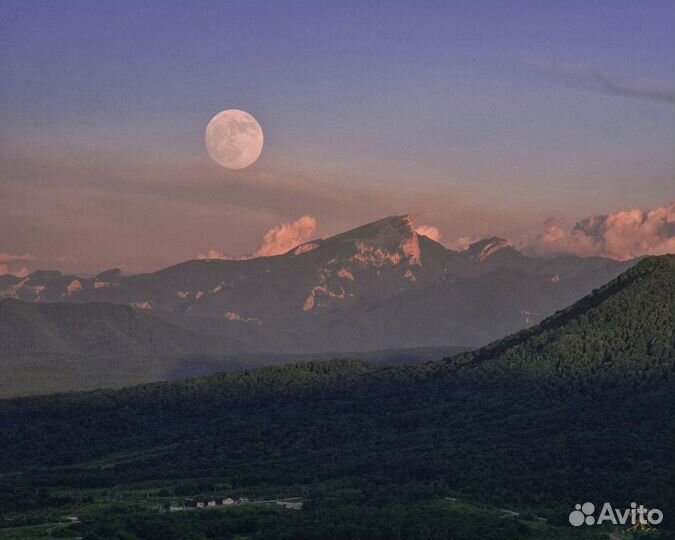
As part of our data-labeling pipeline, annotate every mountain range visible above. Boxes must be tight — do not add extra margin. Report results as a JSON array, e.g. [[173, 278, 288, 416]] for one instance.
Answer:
[[0, 215, 636, 354], [0, 298, 240, 397], [2, 255, 672, 539]]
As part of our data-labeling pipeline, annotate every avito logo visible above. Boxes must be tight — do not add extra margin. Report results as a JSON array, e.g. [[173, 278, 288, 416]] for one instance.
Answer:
[[569, 502, 663, 527]]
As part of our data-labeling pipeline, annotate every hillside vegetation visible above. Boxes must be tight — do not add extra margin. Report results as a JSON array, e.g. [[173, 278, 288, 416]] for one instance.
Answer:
[[449, 254, 675, 384]]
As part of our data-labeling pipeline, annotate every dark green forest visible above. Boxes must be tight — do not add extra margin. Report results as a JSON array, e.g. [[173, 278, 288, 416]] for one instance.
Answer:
[[0, 256, 674, 540]]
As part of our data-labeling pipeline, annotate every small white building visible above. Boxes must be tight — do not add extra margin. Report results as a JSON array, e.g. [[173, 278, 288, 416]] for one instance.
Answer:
[[222, 497, 235, 505], [207, 500, 216, 507], [196, 502, 205, 508]]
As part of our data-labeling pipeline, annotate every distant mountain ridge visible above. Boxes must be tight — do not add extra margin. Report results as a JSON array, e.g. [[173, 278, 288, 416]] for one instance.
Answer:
[[0, 298, 229, 357], [0, 298, 242, 397], [0, 296, 473, 397], [0, 214, 637, 353]]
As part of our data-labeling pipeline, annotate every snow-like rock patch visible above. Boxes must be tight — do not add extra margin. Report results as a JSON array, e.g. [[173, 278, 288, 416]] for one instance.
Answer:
[[303, 271, 347, 311], [337, 268, 354, 281], [31, 285, 45, 300], [520, 309, 537, 325], [0, 278, 28, 298], [474, 238, 511, 262], [401, 234, 421, 266], [352, 243, 402, 267], [294, 242, 320, 256], [67, 280, 82, 295], [224, 311, 262, 325]]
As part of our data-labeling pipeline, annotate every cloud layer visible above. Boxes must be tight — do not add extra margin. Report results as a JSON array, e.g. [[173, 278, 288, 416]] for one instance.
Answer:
[[414, 225, 441, 243], [0, 253, 35, 277], [526, 203, 675, 260], [545, 62, 675, 105], [200, 215, 318, 260], [590, 71, 675, 105], [254, 215, 318, 257], [199, 203, 675, 265]]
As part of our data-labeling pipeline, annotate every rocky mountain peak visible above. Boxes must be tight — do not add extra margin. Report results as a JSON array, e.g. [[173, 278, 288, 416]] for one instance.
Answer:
[[331, 215, 415, 242]]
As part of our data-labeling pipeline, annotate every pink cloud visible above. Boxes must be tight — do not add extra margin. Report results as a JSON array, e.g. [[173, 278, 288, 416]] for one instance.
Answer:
[[0, 253, 35, 276], [197, 249, 234, 261], [0, 264, 30, 277], [199, 215, 318, 260], [254, 215, 318, 257], [526, 202, 675, 260], [447, 236, 479, 252], [414, 224, 441, 242], [0, 252, 36, 264]]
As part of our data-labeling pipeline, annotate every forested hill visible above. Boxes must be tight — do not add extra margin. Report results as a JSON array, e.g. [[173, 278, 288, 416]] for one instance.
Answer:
[[0, 298, 231, 357], [445, 254, 675, 384], [0, 257, 673, 539]]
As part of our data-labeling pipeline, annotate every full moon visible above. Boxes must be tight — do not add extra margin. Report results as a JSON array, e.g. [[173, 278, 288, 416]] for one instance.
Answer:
[[205, 109, 264, 169]]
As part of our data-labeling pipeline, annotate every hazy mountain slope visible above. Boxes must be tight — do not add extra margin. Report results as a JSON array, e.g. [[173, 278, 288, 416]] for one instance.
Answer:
[[0, 215, 636, 353], [1, 257, 672, 538], [0, 298, 240, 397], [0, 297, 472, 397], [316, 268, 576, 350], [0, 298, 228, 357]]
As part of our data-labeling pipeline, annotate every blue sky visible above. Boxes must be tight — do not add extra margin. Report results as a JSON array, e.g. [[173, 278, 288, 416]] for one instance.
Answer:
[[1, 0, 673, 272]]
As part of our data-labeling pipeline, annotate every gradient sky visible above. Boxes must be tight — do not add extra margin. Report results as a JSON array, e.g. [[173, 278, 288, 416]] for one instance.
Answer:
[[1, 0, 674, 274]]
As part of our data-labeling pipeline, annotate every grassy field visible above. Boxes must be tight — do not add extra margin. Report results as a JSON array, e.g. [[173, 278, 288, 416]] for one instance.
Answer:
[[0, 483, 616, 540]]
